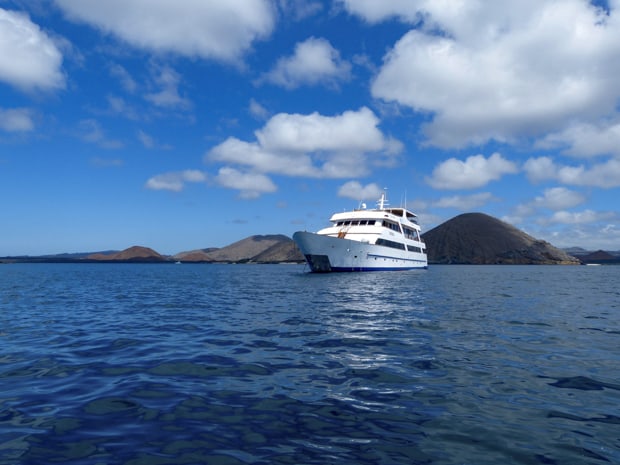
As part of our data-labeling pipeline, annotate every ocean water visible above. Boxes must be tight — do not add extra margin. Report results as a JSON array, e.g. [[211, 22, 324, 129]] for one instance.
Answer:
[[1, 263, 619, 465]]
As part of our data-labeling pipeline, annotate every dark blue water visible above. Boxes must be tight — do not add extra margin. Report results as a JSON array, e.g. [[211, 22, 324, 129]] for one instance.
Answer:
[[1, 263, 619, 464]]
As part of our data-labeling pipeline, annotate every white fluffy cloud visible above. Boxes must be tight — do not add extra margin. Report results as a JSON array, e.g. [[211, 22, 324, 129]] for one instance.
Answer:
[[145, 170, 206, 192], [337, 181, 384, 201], [426, 153, 518, 190], [533, 187, 585, 211], [536, 120, 620, 158], [0, 8, 65, 91], [207, 107, 402, 181], [215, 167, 277, 199], [509, 186, 586, 226], [548, 210, 617, 225], [0, 107, 34, 132], [341, 0, 620, 150], [524, 156, 620, 188], [54, 0, 275, 61], [261, 37, 351, 89]]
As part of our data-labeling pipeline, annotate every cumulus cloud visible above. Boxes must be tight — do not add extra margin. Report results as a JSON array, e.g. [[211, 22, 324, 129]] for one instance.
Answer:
[[524, 156, 620, 188], [261, 37, 351, 89], [509, 186, 586, 226], [215, 167, 277, 199], [0, 107, 34, 132], [145, 170, 206, 192], [426, 153, 518, 190], [536, 120, 620, 158], [54, 0, 275, 62], [548, 209, 617, 225], [0, 8, 65, 91], [340, 0, 620, 149], [207, 107, 402, 181], [337, 181, 384, 201], [533, 187, 585, 210]]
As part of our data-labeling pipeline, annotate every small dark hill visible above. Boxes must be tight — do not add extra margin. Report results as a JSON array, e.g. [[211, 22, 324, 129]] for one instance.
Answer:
[[422, 213, 580, 265], [579, 250, 620, 264]]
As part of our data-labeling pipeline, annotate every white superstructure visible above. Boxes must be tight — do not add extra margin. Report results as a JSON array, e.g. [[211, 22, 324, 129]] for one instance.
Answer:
[[293, 192, 428, 272]]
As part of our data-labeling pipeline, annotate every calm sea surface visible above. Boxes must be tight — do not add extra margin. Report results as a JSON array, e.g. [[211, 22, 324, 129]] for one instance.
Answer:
[[1, 263, 619, 464]]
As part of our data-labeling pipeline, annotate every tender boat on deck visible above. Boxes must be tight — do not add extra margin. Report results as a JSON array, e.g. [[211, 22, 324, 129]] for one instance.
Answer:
[[293, 191, 428, 272]]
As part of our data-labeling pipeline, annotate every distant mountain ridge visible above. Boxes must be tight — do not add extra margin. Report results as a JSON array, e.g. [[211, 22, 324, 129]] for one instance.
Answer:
[[422, 213, 580, 265], [571, 249, 620, 264], [2, 214, 618, 265]]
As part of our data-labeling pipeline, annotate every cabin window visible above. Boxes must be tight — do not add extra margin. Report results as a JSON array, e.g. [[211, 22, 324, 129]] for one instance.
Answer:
[[376, 238, 406, 250], [382, 220, 401, 232], [403, 227, 420, 241]]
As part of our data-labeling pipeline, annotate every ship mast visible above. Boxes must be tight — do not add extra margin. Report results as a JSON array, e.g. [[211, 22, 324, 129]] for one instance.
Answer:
[[377, 189, 388, 210]]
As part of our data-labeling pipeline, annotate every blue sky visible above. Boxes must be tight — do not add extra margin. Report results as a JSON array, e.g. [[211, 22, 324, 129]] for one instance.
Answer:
[[2, 0, 620, 255]]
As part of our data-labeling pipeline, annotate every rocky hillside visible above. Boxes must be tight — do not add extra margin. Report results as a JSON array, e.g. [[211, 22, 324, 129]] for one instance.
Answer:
[[252, 240, 305, 263], [174, 235, 304, 263], [422, 213, 580, 265], [172, 248, 219, 263]]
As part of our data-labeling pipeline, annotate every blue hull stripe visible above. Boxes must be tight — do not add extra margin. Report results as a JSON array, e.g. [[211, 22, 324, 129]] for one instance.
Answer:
[[329, 266, 428, 272]]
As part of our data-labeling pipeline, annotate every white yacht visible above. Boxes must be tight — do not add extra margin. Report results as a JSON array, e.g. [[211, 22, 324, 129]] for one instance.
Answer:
[[293, 191, 428, 272]]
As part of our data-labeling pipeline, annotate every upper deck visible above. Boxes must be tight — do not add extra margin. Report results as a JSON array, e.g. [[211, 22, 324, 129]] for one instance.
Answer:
[[329, 205, 420, 228]]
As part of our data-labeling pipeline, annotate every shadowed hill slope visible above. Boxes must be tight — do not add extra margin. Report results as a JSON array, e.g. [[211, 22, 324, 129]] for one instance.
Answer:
[[175, 235, 304, 263], [422, 213, 580, 265]]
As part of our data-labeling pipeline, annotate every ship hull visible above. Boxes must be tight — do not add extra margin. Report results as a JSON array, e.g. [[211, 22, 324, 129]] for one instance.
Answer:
[[293, 231, 428, 272]]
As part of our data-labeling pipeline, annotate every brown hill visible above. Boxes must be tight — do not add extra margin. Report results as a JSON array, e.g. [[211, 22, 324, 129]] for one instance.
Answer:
[[201, 235, 297, 262], [173, 248, 219, 263], [252, 240, 305, 263], [422, 213, 580, 265], [173, 235, 303, 263], [87, 246, 166, 262], [173, 250, 214, 263]]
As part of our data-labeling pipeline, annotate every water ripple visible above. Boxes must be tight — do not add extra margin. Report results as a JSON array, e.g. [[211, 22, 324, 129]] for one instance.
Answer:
[[1, 264, 619, 464]]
